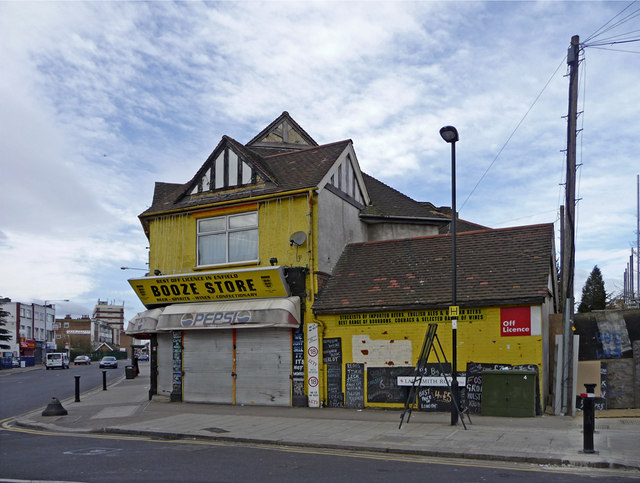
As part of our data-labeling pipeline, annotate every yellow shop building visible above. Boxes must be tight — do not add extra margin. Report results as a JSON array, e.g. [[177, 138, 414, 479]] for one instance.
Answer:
[[126, 112, 558, 412]]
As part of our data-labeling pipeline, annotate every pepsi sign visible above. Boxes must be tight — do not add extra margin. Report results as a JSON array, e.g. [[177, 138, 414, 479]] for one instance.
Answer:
[[181, 310, 252, 327]]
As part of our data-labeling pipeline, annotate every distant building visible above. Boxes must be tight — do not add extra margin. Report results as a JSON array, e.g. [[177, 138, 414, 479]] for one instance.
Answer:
[[54, 300, 126, 354], [1, 298, 57, 362], [55, 314, 92, 354], [92, 300, 125, 347]]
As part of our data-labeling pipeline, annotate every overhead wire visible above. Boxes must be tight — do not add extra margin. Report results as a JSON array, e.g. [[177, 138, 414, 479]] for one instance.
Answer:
[[457, 1, 638, 220], [458, 55, 566, 213], [583, 0, 640, 44], [587, 46, 640, 54]]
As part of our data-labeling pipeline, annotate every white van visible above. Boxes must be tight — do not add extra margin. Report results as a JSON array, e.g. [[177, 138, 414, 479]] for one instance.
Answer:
[[45, 352, 70, 370]]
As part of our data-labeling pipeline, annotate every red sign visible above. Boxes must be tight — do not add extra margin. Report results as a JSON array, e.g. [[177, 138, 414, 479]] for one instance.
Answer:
[[500, 307, 531, 336], [20, 338, 35, 349]]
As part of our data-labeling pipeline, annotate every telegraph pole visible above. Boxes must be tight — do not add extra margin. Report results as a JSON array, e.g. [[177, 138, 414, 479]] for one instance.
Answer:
[[562, 35, 579, 416]]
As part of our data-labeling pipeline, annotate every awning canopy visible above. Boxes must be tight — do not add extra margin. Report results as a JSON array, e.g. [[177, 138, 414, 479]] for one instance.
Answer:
[[156, 297, 301, 331], [125, 308, 163, 335]]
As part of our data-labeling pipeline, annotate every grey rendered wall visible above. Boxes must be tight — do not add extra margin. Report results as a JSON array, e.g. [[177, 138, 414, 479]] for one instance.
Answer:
[[367, 223, 439, 241], [316, 189, 367, 274]]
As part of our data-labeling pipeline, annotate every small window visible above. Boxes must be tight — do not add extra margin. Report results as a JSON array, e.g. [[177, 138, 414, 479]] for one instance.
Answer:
[[64, 322, 70, 328], [197, 212, 258, 266]]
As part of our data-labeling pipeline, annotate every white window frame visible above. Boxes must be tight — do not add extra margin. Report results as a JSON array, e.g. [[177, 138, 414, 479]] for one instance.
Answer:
[[197, 211, 259, 267]]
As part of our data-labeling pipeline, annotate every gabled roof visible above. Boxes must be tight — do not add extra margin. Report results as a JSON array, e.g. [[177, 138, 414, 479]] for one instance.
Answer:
[[179, 135, 279, 199], [313, 223, 556, 314], [246, 111, 318, 154]]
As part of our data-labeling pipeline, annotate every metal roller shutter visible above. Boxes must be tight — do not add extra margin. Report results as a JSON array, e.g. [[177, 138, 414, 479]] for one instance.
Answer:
[[156, 333, 173, 397], [236, 328, 292, 406], [183, 331, 233, 404]]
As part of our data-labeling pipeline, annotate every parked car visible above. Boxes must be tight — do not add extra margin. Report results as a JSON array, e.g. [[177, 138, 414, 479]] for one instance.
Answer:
[[99, 356, 118, 369], [45, 352, 70, 370], [74, 355, 91, 365], [138, 354, 149, 361]]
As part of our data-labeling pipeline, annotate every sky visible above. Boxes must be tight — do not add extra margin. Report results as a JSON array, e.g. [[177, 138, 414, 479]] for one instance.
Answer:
[[1, 1, 639, 322]]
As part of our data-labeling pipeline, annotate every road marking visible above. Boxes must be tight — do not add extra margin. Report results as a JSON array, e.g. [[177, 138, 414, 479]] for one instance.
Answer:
[[1, 419, 637, 480]]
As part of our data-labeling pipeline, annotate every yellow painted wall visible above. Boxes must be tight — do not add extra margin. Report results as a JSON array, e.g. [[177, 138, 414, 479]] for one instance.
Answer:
[[317, 306, 544, 408], [147, 194, 314, 275]]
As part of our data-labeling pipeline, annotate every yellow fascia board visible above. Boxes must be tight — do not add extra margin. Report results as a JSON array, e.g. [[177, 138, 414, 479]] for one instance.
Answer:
[[140, 188, 316, 219]]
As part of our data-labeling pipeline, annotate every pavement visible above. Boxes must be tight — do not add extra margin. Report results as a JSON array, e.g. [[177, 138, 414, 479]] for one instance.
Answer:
[[7, 363, 640, 472]]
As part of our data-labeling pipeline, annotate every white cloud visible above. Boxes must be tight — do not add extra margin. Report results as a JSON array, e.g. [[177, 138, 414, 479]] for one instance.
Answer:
[[0, 1, 638, 319]]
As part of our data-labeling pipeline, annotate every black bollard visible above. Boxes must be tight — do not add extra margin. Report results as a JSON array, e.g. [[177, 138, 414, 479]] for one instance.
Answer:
[[42, 397, 67, 416], [74, 375, 81, 402], [102, 370, 107, 391], [582, 383, 597, 454], [450, 378, 459, 425]]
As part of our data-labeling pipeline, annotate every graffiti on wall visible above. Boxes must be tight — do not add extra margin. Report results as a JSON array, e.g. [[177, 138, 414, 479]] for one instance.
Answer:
[[595, 312, 632, 359]]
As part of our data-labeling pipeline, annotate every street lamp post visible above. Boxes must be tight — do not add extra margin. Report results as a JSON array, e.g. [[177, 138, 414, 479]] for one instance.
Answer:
[[44, 299, 69, 355], [440, 125, 459, 426]]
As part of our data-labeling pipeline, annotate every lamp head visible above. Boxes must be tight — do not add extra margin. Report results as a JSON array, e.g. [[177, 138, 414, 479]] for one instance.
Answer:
[[439, 126, 459, 143]]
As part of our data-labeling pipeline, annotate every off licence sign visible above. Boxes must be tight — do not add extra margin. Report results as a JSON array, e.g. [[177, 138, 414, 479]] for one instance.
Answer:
[[500, 306, 531, 336]]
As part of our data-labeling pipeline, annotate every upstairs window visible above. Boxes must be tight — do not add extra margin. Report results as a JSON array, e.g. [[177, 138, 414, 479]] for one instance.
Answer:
[[197, 212, 259, 266]]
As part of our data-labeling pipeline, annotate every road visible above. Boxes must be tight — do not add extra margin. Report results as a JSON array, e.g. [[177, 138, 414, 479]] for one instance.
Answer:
[[1, 368, 638, 482], [0, 362, 123, 419]]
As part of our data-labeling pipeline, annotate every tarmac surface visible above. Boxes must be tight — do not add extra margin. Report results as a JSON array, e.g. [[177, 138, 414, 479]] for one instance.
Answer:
[[7, 363, 640, 472]]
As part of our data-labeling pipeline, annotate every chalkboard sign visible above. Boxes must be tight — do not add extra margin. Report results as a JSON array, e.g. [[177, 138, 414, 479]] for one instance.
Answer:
[[292, 327, 306, 407], [513, 364, 542, 415], [465, 362, 511, 413], [418, 387, 450, 411], [323, 338, 342, 364], [366, 367, 411, 403], [171, 331, 183, 401], [414, 363, 467, 412], [326, 363, 344, 408], [598, 364, 607, 411], [345, 363, 365, 409]]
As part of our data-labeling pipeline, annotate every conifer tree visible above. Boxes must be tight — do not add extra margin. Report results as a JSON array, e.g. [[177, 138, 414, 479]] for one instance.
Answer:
[[0, 302, 12, 350], [577, 266, 607, 313]]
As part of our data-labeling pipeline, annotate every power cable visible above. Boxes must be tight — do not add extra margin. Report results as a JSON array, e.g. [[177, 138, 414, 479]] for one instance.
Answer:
[[458, 56, 566, 213], [588, 46, 640, 54], [584, 0, 639, 44]]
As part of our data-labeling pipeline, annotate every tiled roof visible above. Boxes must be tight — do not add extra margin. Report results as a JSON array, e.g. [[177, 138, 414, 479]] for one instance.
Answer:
[[361, 173, 489, 232], [262, 140, 352, 191], [361, 173, 449, 220], [313, 223, 555, 313]]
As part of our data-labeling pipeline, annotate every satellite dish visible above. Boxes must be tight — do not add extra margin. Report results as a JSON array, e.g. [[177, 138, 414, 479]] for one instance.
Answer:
[[289, 231, 307, 247]]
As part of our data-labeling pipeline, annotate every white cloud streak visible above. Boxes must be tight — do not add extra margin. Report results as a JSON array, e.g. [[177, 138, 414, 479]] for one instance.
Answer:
[[0, 1, 638, 318]]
